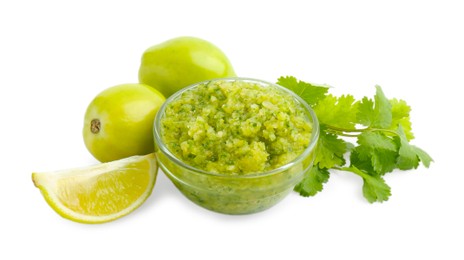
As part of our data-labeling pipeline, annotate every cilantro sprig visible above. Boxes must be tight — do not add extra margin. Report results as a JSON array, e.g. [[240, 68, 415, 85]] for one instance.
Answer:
[[278, 76, 433, 203]]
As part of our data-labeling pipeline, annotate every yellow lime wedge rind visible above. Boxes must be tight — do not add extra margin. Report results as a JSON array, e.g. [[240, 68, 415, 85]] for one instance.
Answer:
[[32, 153, 158, 224]]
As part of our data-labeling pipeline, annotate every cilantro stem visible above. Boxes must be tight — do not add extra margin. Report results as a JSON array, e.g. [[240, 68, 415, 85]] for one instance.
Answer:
[[332, 166, 365, 179], [369, 128, 399, 136], [333, 166, 354, 173], [336, 166, 364, 177], [329, 132, 361, 138], [324, 124, 399, 137], [325, 125, 367, 133]]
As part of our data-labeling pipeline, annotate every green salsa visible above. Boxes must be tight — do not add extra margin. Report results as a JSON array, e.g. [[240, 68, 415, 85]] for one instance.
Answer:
[[160, 79, 312, 175], [155, 79, 317, 214]]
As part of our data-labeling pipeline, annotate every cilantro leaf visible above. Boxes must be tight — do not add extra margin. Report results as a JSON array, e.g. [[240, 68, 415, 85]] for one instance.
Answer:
[[354, 132, 398, 174], [373, 86, 393, 128], [395, 126, 419, 170], [351, 144, 397, 175], [390, 98, 414, 140], [350, 147, 374, 173], [395, 125, 433, 170], [277, 76, 329, 106], [343, 166, 391, 203], [357, 97, 374, 127], [356, 86, 392, 128], [361, 174, 391, 203], [314, 128, 348, 169], [294, 166, 330, 197], [411, 146, 433, 168], [357, 131, 397, 151], [370, 149, 398, 175], [314, 94, 358, 129]]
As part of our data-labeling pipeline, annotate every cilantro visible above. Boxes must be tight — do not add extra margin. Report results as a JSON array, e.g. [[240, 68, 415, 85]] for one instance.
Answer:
[[314, 128, 348, 169], [277, 76, 433, 203], [356, 86, 392, 128], [342, 166, 391, 203], [390, 98, 414, 140], [353, 132, 398, 175], [314, 94, 358, 129], [277, 76, 328, 106], [294, 166, 330, 197], [395, 125, 433, 170], [411, 146, 433, 168]]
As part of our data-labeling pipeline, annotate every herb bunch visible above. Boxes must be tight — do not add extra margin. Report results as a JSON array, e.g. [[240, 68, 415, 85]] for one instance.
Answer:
[[278, 76, 433, 203]]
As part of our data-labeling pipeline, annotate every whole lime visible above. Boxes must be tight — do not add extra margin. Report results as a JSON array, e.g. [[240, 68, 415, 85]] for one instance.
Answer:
[[83, 83, 165, 162], [138, 36, 236, 97]]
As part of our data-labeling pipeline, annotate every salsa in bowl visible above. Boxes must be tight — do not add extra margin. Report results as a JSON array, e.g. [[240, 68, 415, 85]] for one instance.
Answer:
[[153, 78, 319, 214]]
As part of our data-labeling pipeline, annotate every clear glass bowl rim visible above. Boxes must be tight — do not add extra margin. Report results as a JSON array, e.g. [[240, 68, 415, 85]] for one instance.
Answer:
[[153, 77, 320, 179]]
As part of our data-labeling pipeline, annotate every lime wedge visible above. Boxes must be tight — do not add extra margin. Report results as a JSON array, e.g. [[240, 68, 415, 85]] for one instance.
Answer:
[[32, 153, 157, 224]]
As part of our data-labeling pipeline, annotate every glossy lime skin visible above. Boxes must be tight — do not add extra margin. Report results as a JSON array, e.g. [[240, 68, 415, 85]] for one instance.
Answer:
[[83, 84, 165, 162], [138, 36, 236, 97]]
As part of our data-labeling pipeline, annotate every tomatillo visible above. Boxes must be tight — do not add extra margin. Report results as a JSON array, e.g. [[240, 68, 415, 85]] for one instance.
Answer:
[[83, 83, 165, 162], [138, 36, 236, 97]]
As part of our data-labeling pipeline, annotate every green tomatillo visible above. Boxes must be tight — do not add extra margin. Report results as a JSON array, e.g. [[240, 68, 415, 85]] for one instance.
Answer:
[[83, 83, 165, 162], [138, 36, 236, 97]]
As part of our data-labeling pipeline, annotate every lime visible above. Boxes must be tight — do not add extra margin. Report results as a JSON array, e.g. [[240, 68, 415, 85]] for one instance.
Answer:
[[32, 153, 158, 224], [138, 36, 236, 97], [83, 83, 165, 162]]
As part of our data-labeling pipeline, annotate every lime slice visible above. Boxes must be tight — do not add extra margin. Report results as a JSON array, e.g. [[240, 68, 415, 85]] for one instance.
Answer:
[[32, 153, 158, 224]]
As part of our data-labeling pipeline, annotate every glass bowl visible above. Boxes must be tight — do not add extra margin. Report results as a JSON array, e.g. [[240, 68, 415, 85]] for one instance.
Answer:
[[153, 78, 319, 214]]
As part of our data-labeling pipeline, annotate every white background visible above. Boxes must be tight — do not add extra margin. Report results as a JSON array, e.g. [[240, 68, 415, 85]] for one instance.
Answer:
[[1, 0, 463, 259]]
